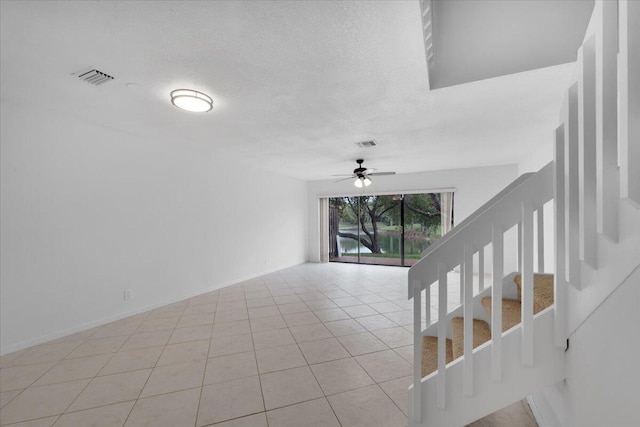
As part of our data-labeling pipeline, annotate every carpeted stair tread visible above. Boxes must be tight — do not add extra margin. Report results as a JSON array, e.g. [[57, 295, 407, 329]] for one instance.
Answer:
[[514, 273, 554, 314], [421, 336, 453, 377], [481, 297, 523, 332], [451, 317, 491, 359]]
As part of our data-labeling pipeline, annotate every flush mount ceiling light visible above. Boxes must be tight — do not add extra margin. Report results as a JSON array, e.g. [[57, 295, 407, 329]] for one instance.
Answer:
[[170, 89, 213, 113]]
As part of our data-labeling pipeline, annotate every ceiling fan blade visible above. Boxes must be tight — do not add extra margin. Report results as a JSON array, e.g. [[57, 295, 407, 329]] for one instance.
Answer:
[[367, 172, 396, 176], [334, 177, 355, 183], [331, 174, 356, 177]]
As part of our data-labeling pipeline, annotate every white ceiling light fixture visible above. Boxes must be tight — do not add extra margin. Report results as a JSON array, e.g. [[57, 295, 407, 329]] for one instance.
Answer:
[[333, 159, 394, 187], [354, 175, 372, 188], [170, 89, 213, 113]]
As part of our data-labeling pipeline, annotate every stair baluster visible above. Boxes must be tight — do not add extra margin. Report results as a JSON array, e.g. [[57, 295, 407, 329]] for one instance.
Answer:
[[521, 201, 534, 366], [412, 280, 423, 423], [437, 261, 448, 410], [491, 224, 503, 382], [463, 243, 474, 396], [554, 125, 568, 349]]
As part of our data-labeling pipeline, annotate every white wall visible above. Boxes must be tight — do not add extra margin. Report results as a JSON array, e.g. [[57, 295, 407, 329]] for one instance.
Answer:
[[0, 101, 308, 354], [531, 262, 640, 427], [543, 198, 640, 426], [563, 264, 640, 427], [307, 164, 518, 264], [517, 137, 555, 175]]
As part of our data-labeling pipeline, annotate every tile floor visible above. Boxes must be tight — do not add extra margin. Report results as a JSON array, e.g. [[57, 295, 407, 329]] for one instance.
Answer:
[[1, 262, 423, 427]]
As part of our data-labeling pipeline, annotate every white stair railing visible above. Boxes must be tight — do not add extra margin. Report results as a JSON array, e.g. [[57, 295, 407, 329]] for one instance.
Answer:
[[408, 162, 554, 423], [408, 1, 638, 425]]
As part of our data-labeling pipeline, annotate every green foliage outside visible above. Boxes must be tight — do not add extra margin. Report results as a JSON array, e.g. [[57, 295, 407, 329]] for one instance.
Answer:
[[330, 193, 444, 256]]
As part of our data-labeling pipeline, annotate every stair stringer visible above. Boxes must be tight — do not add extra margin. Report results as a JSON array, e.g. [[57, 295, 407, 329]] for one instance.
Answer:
[[409, 309, 565, 427]]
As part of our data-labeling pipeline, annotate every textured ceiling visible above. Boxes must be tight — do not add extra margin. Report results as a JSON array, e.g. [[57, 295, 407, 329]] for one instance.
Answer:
[[1, 1, 577, 181]]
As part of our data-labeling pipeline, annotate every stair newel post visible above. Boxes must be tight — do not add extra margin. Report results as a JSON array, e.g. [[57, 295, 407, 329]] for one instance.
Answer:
[[412, 279, 423, 423], [437, 261, 448, 410], [478, 246, 485, 291], [491, 224, 503, 382], [463, 243, 474, 397], [536, 208, 544, 273], [521, 200, 534, 367], [554, 125, 569, 348]]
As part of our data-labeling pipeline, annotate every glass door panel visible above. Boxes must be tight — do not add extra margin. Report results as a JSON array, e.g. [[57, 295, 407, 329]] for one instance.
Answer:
[[403, 193, 443, 266], [329, 192, 450, 267]]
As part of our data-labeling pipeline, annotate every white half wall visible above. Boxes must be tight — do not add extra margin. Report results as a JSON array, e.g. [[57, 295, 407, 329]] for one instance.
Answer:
[[307, 164, 518, 264], [0, 101, 308, 354], [567, 263, 640, 427], [531, 263, 640, 427]]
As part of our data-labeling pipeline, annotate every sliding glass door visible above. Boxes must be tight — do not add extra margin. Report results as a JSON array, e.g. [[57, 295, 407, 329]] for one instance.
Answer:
[[328, 192, 451, 267]]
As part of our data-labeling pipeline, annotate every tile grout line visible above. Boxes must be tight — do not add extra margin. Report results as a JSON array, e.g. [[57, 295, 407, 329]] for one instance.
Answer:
[[120, 302, 187, 426], [12, 331, 125, 424], [290, 317, 344, 427], [255, 280, 271, 427], [192, 293, 218, 427]]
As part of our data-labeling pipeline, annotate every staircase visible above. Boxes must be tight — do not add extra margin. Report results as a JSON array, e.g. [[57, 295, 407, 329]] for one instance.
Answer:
[[420, 273, 555, 380], [408, 1, 639, 426]]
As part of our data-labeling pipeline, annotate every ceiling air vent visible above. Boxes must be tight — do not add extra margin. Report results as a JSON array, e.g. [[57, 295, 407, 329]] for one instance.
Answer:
[[356, 140, 377, 148], [75, 68, 115, 86]]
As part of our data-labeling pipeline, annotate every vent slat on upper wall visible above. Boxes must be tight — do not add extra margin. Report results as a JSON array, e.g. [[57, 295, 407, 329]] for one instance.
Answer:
[[356, 140, 376, 148], [76, 69, 114, 86]]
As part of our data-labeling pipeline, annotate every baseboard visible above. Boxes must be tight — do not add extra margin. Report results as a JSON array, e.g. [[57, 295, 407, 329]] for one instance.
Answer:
[[527, 395, 548, 427], [526, 381, 567, 427], [1, 261, 305, 355]]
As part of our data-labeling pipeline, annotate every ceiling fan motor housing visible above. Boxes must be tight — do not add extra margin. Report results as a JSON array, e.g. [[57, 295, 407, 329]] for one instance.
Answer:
[[354, 159, 367, 175]]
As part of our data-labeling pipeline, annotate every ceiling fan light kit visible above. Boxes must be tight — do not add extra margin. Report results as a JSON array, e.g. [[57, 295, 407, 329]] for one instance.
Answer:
[[170, 89, 213, 113], [354, 176, 372, 188], [332, 159, 396, 187]]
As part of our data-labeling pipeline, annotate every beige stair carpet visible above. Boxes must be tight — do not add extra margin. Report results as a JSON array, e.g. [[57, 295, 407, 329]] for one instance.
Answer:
[[481, 297, 523, 332], [514, 273, 554, 314], [421, 336, 453, 377], [419, 274, 555, 382], [451, 317, 491, 359]]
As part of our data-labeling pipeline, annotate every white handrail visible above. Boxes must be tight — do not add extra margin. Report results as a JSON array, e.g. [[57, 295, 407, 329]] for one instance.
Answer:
[[409, 162, 554, 294], [418, 173, 534, 260]]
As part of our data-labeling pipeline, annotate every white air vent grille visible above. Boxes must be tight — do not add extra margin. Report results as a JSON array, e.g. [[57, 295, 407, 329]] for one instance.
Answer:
[[76, 69, 115, 86], [356, 140, 377, 148]]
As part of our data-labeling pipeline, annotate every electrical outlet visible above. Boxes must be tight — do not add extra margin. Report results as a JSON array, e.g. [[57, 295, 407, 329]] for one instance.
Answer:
[[123, 290, 131, 301]]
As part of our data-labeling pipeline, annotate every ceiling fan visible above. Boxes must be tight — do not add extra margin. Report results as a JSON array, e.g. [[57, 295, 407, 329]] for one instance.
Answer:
[[333, 159, 396, 187]]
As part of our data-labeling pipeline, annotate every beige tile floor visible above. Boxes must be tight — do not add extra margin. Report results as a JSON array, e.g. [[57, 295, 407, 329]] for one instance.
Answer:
[[1, 263, 416, 427], [0, 262, 534, 427]]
